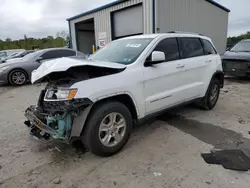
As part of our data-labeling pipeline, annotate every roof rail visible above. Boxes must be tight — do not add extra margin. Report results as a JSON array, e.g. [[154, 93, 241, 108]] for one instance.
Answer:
[[167, 31, 203, 36]]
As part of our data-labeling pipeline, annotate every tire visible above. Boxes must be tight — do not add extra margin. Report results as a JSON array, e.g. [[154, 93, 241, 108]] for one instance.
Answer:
[[9, 69, 28, 86], [197, 78, 220, 110], [82, 101, 133, 157]]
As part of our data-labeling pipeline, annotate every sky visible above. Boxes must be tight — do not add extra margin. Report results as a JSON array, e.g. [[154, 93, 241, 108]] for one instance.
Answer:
[[0, 0, 249, 40]]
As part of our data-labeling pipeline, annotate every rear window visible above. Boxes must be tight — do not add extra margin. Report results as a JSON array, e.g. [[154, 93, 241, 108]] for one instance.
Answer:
[[202, 39, 217, 55], [58, 49, 76, 57], [179, 38, 204, 58], [41, 49, 76, 60]]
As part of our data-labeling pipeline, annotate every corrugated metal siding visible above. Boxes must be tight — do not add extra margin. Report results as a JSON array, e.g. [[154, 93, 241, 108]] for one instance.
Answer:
[[197, 0, 228, 54], [156, 0, 229, 54], [70, 0, 153, 50]]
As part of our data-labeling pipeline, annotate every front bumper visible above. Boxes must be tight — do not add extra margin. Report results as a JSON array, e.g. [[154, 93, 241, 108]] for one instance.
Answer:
[[43, 98, 92, 112], [223, 70, 250, 77], [0, 71, 8, 84], [222, 60, 250, 77], [25, 106, 58, 135], [24, 91, 93, 140]]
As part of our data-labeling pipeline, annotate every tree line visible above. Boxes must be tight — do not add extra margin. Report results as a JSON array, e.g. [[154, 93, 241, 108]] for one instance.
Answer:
[[227, 32, 250, 48], [1, 31, 250, 51], [0, 32, 69, 50]]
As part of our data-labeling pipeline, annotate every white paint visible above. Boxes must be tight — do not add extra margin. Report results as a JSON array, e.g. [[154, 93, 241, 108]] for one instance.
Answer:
[[35, 33, 222, 119], [151, 51, 165, 62]]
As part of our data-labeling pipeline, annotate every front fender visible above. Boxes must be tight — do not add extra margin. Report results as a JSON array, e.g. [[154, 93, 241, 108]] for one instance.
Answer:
[[70, 105, 93, 138]]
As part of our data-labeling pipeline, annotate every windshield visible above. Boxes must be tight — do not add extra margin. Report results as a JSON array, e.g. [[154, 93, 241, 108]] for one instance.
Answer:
[[0, 52, 7, 58], [230, 41, 250, 52], [9, 52, 19, 57], [22, 50, 40, 60], [90, 38, 153, 64]]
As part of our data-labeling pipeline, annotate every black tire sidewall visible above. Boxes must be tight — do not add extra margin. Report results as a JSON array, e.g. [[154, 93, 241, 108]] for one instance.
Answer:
[[205, 79, 220, 109], [9, 70, 28, 86], [83, 101, 133, 157]]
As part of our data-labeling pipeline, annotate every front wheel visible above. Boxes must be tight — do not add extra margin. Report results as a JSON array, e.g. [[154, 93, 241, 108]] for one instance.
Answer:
[[82, 101, 133, 157], [197, 78, 220, 110]]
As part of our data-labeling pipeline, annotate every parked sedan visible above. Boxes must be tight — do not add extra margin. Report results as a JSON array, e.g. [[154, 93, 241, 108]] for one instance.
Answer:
[[0, 50, 35, 64], [222, 39, 250, 77], [0, 48, 86, 85], [0, 49, 25, 60]]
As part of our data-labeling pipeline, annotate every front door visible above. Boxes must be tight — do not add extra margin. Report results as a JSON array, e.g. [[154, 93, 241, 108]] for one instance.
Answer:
[[143, 37, 188, 115]]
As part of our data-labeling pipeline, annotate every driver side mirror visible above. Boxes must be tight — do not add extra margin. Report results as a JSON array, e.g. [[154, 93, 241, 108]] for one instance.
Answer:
[[36, 57, 43, 63], [144, 51, 166, 67]]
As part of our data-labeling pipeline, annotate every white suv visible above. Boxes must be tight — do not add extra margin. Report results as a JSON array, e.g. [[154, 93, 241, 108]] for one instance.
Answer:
[[25, 32, 224, 157]]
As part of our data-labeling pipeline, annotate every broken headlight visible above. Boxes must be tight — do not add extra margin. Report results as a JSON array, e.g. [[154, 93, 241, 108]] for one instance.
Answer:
[[45, 88, 77, 101]]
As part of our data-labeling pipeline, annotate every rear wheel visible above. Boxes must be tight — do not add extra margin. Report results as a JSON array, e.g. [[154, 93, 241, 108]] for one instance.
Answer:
[[82, 101, 133, 157], [9, 69, 28, 86], [197, 78, 220, 110]]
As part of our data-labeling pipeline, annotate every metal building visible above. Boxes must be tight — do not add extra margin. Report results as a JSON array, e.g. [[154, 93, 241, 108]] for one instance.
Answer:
[[67, 0, 229, 55]]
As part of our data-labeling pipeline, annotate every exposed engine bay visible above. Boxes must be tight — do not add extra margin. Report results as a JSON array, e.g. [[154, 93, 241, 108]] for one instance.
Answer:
[[24, 65, 124, 141]]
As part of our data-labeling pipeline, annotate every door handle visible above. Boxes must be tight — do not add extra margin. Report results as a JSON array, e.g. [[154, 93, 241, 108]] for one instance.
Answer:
[[205, 60, 212, 63], [176, 64, 185, 68]]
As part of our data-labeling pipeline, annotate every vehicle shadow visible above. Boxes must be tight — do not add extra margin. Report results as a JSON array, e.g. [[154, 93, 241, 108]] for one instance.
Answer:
[[30, 104, 250, 163]]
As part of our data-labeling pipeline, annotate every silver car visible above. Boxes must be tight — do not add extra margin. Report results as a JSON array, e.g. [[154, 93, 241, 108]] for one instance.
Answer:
[[0, 49, 25, 60], [0, 50, 35, 64], [0, 48, 85, 85]]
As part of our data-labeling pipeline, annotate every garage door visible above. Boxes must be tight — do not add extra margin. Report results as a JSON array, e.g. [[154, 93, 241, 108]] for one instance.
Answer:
[[112, 4, 143, 39]]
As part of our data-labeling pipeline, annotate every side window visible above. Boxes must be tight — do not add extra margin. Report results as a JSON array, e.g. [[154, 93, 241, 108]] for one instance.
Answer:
[[154, 38, 180, 62], [202, 39, 217, 55], [179, 38, 204, 59], [41, 50, 76, 60], [41, 51, 57, 59], [56, 50, 76, 57]]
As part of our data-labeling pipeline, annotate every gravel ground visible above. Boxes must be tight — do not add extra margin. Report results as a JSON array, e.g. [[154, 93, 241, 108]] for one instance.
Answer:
[[0, 78, 250, 188]]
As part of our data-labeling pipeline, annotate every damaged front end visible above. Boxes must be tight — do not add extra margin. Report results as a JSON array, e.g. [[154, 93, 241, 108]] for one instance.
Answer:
[[24, 57, 126, 141], [24, 85, 92, 141]]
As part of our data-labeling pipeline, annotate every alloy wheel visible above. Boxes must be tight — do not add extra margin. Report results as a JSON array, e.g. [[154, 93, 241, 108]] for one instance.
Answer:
[[210, 83, 219, 105], [99, 112, 127, 147], [12, 71, 26, 85]]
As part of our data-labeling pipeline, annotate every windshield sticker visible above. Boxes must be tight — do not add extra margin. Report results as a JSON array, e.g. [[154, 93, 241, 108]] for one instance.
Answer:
[[122, 58, 132, 62], [125, 44, 142, 48]]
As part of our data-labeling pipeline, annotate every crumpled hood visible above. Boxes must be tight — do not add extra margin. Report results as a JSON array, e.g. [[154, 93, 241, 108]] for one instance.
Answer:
[[31, 57, 126, 84], [222, 51, 250, 61]]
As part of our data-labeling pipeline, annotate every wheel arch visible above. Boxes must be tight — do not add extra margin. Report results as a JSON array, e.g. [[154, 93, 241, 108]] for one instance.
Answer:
[[70, 93, 139, 139], [211, 70, 224, 88]]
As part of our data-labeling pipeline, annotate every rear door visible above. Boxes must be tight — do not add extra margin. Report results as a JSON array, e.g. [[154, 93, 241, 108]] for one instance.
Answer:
[[143, 37, 190, 115], [178, 37, 209, 100], [201, 39, 220, 93]]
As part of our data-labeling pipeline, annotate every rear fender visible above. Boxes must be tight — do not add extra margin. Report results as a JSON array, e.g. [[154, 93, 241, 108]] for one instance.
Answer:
[[212, 70, 224, 88]]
